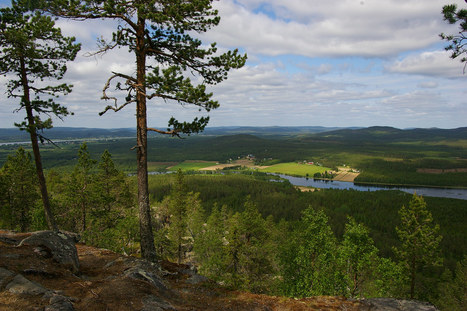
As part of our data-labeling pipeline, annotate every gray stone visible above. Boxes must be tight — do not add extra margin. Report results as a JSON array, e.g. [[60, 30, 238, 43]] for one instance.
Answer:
[[122, 258, 167, 292], [362, 298, 439, 311], [19, 231, 80, 273], [124, 267, 167, 292], [44, 294, 74, 311], [0, 267, 15, 289], [185, 273, 209, 285], [5, 274, 49, 295], [140, 295, 175, 311]]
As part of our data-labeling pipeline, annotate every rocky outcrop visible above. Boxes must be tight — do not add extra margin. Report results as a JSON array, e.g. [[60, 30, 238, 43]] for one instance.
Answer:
[[0, 230, 441, 311], [18, 230, 80, 273], [0, 266, 75, 310]]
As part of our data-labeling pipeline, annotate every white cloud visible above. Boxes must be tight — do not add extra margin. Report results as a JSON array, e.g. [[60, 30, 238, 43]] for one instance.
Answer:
[[418, 81, 439, 89], [201, 0, 465, 58], [387, 50, 467, 78]]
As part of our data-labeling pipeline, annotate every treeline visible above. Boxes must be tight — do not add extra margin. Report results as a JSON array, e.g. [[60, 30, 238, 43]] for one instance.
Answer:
[[356, 158, 467, 187], [1, 147, 466, 309]]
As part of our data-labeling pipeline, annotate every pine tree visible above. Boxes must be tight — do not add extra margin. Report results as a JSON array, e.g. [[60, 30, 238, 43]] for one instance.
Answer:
[[234, 199, 276, 292], [393, 194, 443, 299], [88, 149, 135, 247], [339, 217, 379, 297], [167, 169, 187, 264], [43, 0, 246, 261], [95, 150, 133, 224], [193, 205, 227, 280], [185, 192, 205, 246], [440, 3, 467, 72], [0, 0, 80, 230], [0, 147, 39, 231], [436, 256, 467, 311], [67, 143, 97, 234], [280, 207, 343, 297]]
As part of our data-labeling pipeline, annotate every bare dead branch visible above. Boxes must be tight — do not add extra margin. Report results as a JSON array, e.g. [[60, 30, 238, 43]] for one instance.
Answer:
[[99, 72, 138, 115], [37, 133, 60, 148], [147, 127, 183, 138], [146, 92, 180, 102], [84, 39, 119, 57], [99, 101, 133, 116]]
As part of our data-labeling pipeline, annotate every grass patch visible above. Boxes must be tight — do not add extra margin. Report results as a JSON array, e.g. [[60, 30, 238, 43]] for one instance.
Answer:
[[148, 162, 178, 171], [259, 162, 331, 177], [169, 160, 218, 171]]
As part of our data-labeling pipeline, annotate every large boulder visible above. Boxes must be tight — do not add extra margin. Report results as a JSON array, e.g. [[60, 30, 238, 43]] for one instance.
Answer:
[[18, 231, 80, 273]]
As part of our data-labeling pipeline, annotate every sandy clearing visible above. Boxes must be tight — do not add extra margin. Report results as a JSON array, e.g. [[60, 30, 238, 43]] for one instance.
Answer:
[[296, 186, 318, 192], [332, 167, 360, 182], [199, 159, 270, 171], [334, 171, 360, 182]]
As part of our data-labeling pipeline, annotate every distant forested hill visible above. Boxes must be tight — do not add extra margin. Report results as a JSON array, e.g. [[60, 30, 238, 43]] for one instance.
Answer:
[[0, 127, 136, 142], [311, 126, 467, 142], [0, 126, 348, 142]]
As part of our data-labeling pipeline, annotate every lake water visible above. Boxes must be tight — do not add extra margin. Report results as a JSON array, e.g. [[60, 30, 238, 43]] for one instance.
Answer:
[[277, 174, 467, 200]]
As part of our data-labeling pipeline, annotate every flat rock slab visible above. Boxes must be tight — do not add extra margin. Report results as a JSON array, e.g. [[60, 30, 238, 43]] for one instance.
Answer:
[[19, 231, 80, 273], [362, 298, 439, 311], [5, 274, 49, 295], [0, 267, 15, 289], [140, 295, 175, 311]]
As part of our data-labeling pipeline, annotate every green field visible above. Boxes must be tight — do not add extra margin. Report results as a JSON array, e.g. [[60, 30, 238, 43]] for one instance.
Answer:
[[259, 162, 330, 177], [169, 161, 218, 171]]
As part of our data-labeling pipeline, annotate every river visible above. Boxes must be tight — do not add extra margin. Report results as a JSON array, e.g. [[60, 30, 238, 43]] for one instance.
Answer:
[[277, 174, 467, 200]]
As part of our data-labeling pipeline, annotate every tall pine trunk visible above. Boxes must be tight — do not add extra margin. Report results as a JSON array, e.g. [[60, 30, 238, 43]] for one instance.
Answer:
[[135, 16, 157, 262], [20, 56, 58, 231]]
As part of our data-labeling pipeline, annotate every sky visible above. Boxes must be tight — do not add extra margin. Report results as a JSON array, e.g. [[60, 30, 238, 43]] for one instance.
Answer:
[[0, 0, 466, 129]]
